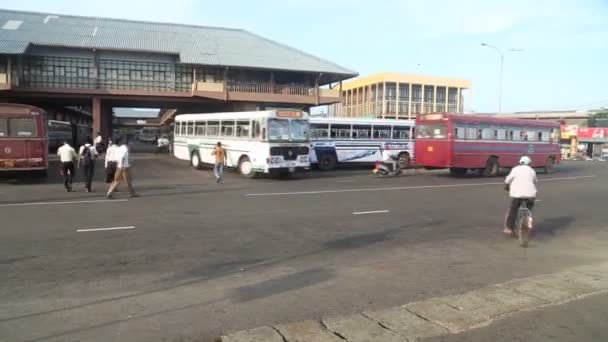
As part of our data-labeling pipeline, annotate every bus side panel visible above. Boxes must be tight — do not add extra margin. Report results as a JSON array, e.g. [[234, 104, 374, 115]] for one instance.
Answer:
[[172, 138, 191, 161], [414, 140, 451, 168], [451, 141, 560, 169]]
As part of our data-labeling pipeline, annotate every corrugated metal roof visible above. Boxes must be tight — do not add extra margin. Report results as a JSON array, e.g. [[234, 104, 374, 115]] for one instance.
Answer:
[[0, 39, 28, 54], [0, 9, 357, 79]]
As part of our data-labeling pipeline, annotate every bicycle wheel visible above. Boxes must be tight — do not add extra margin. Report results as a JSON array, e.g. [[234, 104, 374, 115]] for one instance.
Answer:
[[518, 209, 531, 247]]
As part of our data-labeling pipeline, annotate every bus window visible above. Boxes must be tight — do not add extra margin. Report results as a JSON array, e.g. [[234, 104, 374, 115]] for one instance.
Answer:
[[454, 126, 465, 140], [9, 118, 37, 137], [207, 121, 220, 136], [465, 127, 477, 140], [252, 120, 261, 138], [352, 125, 371, 139], [417, 124, 447, 139], [236, 120, 251, 138], [496, 129, 507, 140], [311, 123, 329, 139], [541, 131, 551, 142], [481, 128, 495, 140], [331, 124, 351, 139], [525, 130, 537, 141], [187, 121, 194, 136], [393, 126, 411, 140], [174, 122, 180, 135], [0, 118, 7, 137], [195, 121, 206, 136], [373, 125, 391, 139], [221, 120, 235, 137]]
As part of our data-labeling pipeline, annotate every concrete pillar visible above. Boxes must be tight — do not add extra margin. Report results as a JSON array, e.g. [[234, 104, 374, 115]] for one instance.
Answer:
[[456, 88, 461, 113], [396, 82, 400, 117], [92, 97, 111, 140], [421, 85, 425, 114], [408, 83, 412, 119], [382, 82, 386, 119], [445, 87, 449, 112], [92, 96, 101, 136], [433, 85, 437, 113], [375, 83, 379, 117]]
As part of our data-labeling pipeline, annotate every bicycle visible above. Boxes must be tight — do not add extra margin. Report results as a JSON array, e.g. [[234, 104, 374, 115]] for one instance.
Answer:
[[515, 200, 533, 248]]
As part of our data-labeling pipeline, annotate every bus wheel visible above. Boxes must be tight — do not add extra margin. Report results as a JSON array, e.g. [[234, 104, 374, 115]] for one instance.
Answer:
[[398, 152, 410, 168], [190, 151, 202, 170], [483, 157, 499, 177], [318, 154, 336, 171], [544, 157, 555, 174], [239, 156, 256, 178], [449, 167, 467, 176]]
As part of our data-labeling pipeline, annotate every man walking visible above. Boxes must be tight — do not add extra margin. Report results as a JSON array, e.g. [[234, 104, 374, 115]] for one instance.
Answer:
[[57, 140, 77, 192], [78, 137, 98, 192], [104, 139, 118, 184], [211, 141, 227, 184], [106, 137, 138, 198]]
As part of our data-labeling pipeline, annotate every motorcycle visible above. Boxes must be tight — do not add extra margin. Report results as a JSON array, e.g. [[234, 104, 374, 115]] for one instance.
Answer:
[[372, 157, 402, 177]]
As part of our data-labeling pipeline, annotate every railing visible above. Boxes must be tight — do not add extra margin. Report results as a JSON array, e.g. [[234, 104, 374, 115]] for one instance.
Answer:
[[18, 75, 320, 99], [228, 81, 272, 93], [273, 84, 315, 96]]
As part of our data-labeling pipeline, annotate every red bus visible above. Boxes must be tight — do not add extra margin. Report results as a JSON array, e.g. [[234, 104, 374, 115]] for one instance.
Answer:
[[415, 113, 560, 176], [0, 104, 48, 175]]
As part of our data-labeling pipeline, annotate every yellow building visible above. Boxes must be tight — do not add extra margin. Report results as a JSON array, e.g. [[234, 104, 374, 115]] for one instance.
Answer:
[[329, 73, 472, 119]]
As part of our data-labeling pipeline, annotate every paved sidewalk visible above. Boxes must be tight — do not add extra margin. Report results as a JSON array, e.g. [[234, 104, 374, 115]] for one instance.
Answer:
[[219, 261, 608, 342]]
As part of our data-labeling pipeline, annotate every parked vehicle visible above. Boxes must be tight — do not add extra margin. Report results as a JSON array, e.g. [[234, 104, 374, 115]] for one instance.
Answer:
[[415, 113, 561, 176]]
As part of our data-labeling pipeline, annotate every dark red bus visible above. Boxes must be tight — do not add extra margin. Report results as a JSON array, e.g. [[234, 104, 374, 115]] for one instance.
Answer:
[[0, 104, 48, 174], [415, 113, 560, 176]]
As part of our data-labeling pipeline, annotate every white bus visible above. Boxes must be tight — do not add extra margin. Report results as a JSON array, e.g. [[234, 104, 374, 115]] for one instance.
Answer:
[[309, 117, 415, 170], [173, 110, 311, 177]]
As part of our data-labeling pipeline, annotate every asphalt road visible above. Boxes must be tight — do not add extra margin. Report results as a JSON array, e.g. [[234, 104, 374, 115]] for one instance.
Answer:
[[1, 156, 607, 342]]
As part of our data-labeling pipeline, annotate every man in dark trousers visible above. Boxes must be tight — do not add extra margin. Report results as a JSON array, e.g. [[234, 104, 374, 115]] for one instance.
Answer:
[[57, 140, 78, 192], [78, 137, 98, 192]]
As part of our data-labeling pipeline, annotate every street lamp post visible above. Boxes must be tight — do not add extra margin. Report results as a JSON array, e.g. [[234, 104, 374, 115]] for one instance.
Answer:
[[481, 43, 522, 114]]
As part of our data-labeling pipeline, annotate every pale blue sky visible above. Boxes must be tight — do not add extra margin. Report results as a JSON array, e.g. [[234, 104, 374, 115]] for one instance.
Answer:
[[3, 0, 608, 112]]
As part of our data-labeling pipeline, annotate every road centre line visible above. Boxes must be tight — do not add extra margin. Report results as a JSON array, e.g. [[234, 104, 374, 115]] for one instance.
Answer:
[[353, 210, 390, 215], [246, 175, 596, 197], [76, 226, 135, 232], [0, 199, 128, 207]]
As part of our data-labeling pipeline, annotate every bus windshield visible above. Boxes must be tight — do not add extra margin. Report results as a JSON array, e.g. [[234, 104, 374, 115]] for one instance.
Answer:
[[268, 119, 309, 141], [416, 123, 447, 139]]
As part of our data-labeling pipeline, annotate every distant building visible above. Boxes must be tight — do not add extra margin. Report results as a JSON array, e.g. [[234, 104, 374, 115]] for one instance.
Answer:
[[328, 73, 471, 119], [495, 110, 589, 126], [0, 9, 356, 138]]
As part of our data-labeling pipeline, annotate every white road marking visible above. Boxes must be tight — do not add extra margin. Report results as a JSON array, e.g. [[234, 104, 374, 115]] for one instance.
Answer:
[[0, 199, 128, 208], [246, 175, 596, 197], [353, 210, 390, 215], [76, 226, 135, 232], [336, 180, 355, 183]]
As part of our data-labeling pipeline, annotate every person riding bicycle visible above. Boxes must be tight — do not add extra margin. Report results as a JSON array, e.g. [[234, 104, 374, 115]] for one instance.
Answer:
[[504, 155, 537, 236]]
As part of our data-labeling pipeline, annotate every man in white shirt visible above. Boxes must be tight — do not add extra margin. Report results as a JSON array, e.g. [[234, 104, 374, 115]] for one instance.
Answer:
[[78, 137, 98, 192], [57, 141, 78, 192], [104, 140, 118, 183], [106, 137, 137, 198], [504, 155, 537, 235]]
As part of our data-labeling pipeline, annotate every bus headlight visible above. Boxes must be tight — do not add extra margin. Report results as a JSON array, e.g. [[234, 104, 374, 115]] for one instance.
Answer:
[[298, 155, 309, 163]]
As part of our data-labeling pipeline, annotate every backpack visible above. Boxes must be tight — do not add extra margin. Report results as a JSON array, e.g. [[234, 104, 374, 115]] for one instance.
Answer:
[[81, 146, 93, 165]]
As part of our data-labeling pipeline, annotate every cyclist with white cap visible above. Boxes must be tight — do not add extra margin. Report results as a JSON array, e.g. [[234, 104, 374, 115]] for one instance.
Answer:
[[503, 155, 537, 236]]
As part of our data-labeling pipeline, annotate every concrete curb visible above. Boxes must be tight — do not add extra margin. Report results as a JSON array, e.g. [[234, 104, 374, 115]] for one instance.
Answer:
[[219, 261, 608, 342]]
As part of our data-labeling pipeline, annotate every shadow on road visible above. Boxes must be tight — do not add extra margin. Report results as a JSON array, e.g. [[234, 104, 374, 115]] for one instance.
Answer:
[[232, 268, 335, 303], [533, 216, 576, 239]]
